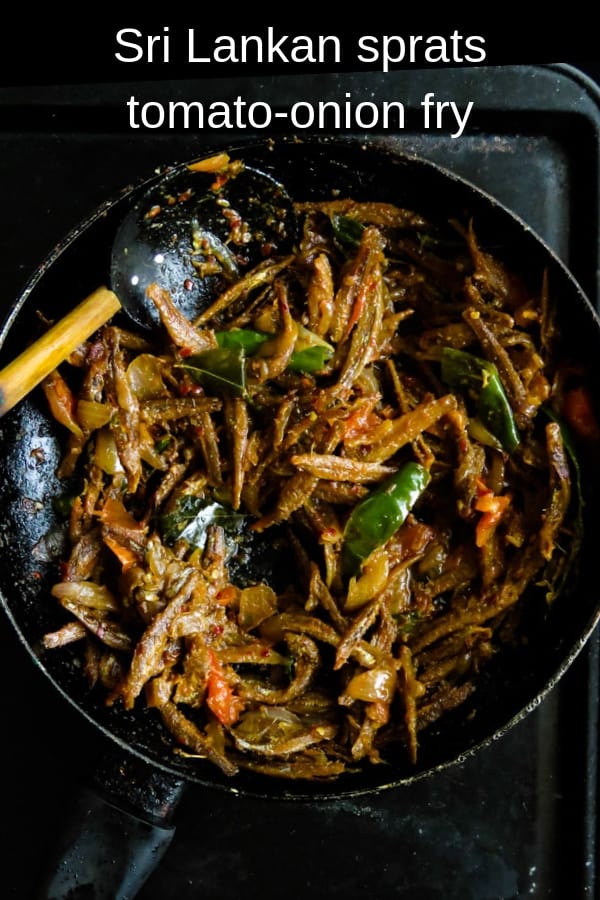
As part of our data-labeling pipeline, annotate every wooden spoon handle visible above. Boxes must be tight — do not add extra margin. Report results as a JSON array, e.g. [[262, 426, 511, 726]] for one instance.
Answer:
[[0, 286, 121, 417]]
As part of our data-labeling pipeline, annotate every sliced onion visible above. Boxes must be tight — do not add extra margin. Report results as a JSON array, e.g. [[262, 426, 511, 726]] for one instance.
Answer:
[[76, 399, 114, 431], [234, 706, 302, 744], [94, 428, 124, 475], [51, 580, 119, 612], [126, 354, 166, 400], [345, 665, 397, 703], [238, 584, 277, 631], [138, 422, 168, 470], [345, 548, 389, 611]]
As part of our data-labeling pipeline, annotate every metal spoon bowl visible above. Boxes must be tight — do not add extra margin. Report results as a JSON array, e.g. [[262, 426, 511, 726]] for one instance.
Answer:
[[111, 157, 295, 329]]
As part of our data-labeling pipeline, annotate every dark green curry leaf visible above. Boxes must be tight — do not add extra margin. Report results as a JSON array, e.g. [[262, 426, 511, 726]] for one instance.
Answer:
[[179, 346, 247, 397], [330, 214, 365, 252], [441, 347, 520, 453], [160, 495, 246, 549]]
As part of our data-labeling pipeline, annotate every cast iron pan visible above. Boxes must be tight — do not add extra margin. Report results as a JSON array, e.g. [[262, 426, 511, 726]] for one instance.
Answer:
[[1, 138, 600, 898]]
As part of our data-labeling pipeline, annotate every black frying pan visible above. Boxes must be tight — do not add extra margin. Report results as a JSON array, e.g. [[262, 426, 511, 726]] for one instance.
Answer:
[[1, 138, 599, 898]]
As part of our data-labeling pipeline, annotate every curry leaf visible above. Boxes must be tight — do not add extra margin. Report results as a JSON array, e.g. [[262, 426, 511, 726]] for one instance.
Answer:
[[179, 346, 246, 397], [159, 495, 246, 549], [330, 214, 365, 251]]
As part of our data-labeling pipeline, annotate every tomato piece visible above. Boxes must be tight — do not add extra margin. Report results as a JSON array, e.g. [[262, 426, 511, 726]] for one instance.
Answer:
[[206, 650, 244, 726], [474, 478, 511, 548]]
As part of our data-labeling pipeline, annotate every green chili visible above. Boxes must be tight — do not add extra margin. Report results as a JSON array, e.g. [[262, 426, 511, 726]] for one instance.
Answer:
[[215, 328, 268, 354], [287, 345, 333, 374], [342, 461, 430, 576], [216, 326, 334, 376], [441, 347, 520, 453]]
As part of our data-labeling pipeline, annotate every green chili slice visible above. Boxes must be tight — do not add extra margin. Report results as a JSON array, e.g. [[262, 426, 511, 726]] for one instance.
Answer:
[[342, 461, 430, 576], [441, 347, 520, 453], [287, 345, 332, 374], [215, 328, 268, 354], [215, 326, 333, 375]]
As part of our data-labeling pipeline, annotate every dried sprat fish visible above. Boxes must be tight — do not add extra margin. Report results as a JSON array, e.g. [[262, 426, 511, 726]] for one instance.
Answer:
[[41, 195, 591, 781]]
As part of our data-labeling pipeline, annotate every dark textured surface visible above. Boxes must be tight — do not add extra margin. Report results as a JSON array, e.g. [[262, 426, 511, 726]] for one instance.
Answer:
[[0, 64, 599, 898]]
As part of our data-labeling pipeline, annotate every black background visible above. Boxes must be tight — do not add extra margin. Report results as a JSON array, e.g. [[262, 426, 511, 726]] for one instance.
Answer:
[[1, 24, 599, 86]]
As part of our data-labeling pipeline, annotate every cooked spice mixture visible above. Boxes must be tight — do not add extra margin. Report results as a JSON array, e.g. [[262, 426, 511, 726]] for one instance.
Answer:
[[41, 192, 588, 780]]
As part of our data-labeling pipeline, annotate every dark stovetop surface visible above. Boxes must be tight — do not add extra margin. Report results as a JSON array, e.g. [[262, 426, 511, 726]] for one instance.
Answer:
[[1, 64, 599, 899]]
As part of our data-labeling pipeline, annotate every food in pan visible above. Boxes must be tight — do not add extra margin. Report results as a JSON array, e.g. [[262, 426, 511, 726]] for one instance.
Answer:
[[40, 182, 591, 780]]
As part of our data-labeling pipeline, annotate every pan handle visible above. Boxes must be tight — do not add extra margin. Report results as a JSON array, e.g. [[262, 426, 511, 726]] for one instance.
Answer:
[[0, 287, 121, 417], [33, 751, 186, 900]]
